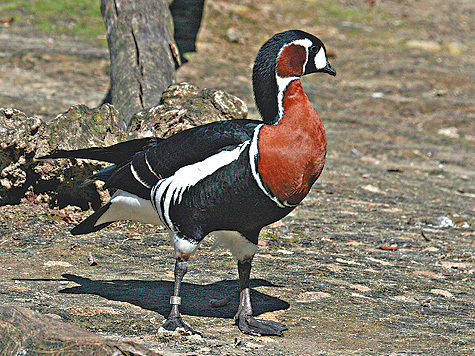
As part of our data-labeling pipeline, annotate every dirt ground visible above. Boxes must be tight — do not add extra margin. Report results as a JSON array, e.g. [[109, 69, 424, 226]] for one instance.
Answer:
[[0, 0, 474, 355]]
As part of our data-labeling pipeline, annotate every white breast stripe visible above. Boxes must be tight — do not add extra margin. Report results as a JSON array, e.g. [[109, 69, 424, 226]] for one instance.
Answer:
[[249, 125, 298, 209], [151, 141, 251, 232]]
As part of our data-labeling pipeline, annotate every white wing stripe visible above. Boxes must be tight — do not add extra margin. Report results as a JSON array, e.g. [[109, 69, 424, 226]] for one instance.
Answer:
[[152, 141, 250, 232], [145, 154, 161, 179], [130, 163, 152, 188]]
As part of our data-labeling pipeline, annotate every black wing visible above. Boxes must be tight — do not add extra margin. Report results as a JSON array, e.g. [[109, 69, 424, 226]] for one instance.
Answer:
[[44, 119, 261, 200], [43, 138, 160, 164]]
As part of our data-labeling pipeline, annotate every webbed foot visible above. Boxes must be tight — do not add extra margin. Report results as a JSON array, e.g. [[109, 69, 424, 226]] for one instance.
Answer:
[[235, 315, 288, 336], [162, 316, 203, 336]]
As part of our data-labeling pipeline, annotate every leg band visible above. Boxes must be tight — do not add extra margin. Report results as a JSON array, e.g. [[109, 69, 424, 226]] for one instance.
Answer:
[[170, 296, 182, 305]]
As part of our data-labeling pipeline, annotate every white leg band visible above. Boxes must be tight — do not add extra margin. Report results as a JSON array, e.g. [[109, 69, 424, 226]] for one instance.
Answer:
[[170, 296, 181, 305]]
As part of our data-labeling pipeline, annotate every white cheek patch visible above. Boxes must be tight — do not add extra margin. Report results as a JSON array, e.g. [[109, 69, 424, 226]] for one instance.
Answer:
[[314, 47, 327, 70]]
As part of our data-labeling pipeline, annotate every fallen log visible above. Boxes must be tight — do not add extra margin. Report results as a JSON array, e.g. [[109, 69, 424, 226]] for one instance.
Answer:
[[0, 305, 162, 355]]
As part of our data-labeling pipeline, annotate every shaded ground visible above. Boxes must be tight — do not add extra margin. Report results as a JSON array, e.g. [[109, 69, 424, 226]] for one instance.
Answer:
[[0, 0, 474, 355]]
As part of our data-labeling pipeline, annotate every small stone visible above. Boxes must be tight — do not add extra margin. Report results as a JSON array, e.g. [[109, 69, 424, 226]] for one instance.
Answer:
[[44, 261, 73, 268], [350, 284, 371, 292], [438, 127, 460, 138], [380, 245, 398, 251], [360, 156, 380, 165], [440, 261, 472, 270], [88, 252, 98, 266], [225, 27, 243, 43], [362, 184, 383, 194], [296, 291, 331, 302], [430, 289, 454, 298], [454, 220, 471, 228], [406, 40, 441, 52], [371, 92, 384, 98], [435, 216, 454, 228], [277, 249, 294, 255], [445, 42, 467, 55]]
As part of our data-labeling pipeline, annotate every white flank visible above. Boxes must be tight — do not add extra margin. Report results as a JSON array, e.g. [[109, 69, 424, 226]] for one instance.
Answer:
[[314, 47, 327, 70], [170, 231, 199, 258], [96, 190, 163, 227], [213, 230, 258, 261], [152, 141, 250, 232], [130, 163, 152, 188], [249, 125, 297, 209]]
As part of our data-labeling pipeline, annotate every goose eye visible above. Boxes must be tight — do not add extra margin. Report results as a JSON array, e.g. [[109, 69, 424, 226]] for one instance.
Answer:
[[310, 45, 319, 53]]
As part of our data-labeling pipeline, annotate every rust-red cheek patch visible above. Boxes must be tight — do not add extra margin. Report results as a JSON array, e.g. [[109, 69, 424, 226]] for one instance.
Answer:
[[276, 44, 307, 78]]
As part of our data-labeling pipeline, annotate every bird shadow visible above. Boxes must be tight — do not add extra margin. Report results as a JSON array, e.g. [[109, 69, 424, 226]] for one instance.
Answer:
[[59, 274, 290, 319]]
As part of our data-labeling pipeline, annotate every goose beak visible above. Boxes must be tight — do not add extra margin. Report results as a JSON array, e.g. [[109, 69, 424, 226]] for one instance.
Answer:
[[322, 61, 336, 76]]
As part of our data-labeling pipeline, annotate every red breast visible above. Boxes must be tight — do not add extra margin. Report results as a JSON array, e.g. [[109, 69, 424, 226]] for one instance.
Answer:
[[257, 80, 327, 205]]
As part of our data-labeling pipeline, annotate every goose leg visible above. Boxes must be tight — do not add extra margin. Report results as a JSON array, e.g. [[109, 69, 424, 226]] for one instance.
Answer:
[[234, 258, 288, 336], [162, 258, 202, 336]]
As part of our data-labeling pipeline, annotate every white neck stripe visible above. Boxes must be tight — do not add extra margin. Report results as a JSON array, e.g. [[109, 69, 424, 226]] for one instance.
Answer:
[[274, 38, 312, 122]]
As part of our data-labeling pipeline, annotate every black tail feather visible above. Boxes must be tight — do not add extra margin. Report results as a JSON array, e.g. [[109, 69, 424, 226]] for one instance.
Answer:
[[41, 137, 160, 164], [71, 202, 113, 235]]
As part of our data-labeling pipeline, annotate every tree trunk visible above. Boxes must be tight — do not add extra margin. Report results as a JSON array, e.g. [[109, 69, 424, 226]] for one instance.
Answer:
[[101, 0, 178, 128]]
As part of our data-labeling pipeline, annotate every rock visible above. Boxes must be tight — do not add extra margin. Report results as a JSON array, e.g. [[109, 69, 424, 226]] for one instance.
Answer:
[[0, 105, 124, 208], [445, 42, 467, 55], [225, 27, 243, 43], [359, 156, 380, 165], [435, 216, 454, 228], [128, 82, 248, 138], [362, 184, 384, 194], [43, 261, 73, 268], [430, 289, 454, 298], [295, 291, 331, 302]]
